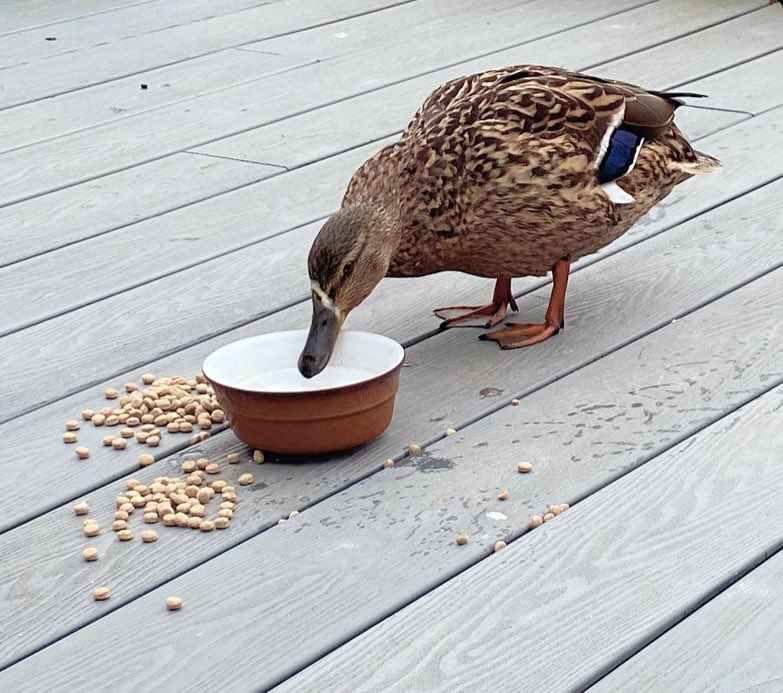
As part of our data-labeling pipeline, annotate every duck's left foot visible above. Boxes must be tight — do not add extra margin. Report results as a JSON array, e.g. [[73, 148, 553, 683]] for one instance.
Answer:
[[435, 278, 518, 330], [480, 257, 571, 350], [479, 320, 561, 349]]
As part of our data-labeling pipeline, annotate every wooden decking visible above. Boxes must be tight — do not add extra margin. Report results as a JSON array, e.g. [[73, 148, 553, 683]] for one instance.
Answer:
[[1, 1, 782, 690]]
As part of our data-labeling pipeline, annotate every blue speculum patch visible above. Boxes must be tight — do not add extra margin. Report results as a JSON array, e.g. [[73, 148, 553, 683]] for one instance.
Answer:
[[598, 128, 643, 184]]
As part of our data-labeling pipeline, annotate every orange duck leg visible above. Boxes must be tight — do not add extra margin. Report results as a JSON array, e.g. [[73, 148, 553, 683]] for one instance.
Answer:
[[434, 277, 518, 330], [480, 258, 570, 349]]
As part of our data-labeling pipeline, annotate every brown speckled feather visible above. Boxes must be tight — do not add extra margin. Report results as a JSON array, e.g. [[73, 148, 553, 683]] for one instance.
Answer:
[[342, 64, 719, 279]]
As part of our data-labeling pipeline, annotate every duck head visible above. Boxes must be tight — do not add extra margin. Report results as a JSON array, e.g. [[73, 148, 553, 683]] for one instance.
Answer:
[[298, 205, 400, 378]]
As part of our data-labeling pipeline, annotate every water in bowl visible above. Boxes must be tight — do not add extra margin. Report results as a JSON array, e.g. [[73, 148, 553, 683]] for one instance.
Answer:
[[243, 366, 376, 392]]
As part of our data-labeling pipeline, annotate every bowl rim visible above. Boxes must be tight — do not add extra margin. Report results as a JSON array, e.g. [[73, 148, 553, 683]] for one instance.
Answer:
[[202, 329, 405, 395]]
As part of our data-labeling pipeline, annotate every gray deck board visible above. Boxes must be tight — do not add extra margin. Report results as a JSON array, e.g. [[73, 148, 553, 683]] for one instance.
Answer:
[[0, 48, 311, 154], [1, 1, 781, 688], [1, 101, 780, 423], [194, 2, 782, 167], [0, 0, 409, 109], [1, 179, 782, 668], [593, 548, 783, 692], [0, 0, 157, 36], [1, 0, 272, 69], [2, 271, 780, 689], [276, 385, 783, 693], [3, 32, 781, 341], [0, 106, 779, 526], [0, 0, 650, 206], [0, 153, 280, 269]]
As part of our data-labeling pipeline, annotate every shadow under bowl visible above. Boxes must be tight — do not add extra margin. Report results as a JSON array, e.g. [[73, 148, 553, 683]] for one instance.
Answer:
[[202, 330, 404, 454]]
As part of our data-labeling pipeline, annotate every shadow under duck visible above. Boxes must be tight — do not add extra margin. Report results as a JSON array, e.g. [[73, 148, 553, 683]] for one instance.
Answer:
[[298, 64, 720, 378]]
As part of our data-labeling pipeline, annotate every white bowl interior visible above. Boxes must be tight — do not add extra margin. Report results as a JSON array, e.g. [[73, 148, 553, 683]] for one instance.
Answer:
[[202, 330, 404, 393]]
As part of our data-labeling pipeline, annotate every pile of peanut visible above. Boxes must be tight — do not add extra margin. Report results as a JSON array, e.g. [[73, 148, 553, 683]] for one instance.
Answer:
[[76, 450, 266, 601], [63, 373, 226, 459]]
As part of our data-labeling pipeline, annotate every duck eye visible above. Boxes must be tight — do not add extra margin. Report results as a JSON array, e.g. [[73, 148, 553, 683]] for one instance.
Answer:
[[342, 261, 354, 277]]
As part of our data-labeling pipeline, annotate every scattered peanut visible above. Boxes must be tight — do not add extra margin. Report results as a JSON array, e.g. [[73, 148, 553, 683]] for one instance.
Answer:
[[146, 435, 161, 447], [139, 453, 155, 467], [252, 450, 264, 464], [497, 489, 509, 501], [141, 530, 158, 543], [444, 428, 456, 436], [205, 463, 221, 475], [199, 520, 215, 532], [494, 541, 507, 552], [102, 435, 115, 446], [75, 446, 90, 459], [117, 529, 133, 541], [82, 547, 98, 562], [65, 420, 81, 431], [455, 534, 469, 545], [104, 388, 118, 400], [226, 452, 240, 464], [165, 596, 182, 611], [62, 431, 78, 443], [73, 502, 89, 515], [83, 522, 100, 537], [141, 373, 156, 385], [120, 427, 134, 438], [517, 461, 533, 474], [383, 459, 395, 468], [81, 409, 95, 421], [112, 438, 127, 450], [543, 512, 555, 523], [143, 512, 159, 524], [407, 443, 422, 455], [529, 515, 543, 529], [111, 520, 127, 531], [215, 517, 230, 529], [511, 398, 520, 406], [238, 473, 253, 486], [93, 586, 111, 601], [187, 516, 202, 529], [180, 460, 196, 473]]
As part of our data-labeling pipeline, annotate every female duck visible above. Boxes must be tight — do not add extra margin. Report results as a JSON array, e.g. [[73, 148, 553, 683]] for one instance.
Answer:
[[298, 64, 719, 378]]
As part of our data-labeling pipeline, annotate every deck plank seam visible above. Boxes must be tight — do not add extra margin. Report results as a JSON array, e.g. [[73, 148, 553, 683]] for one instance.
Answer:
[[0, 1, 664, 200], [4, 323, 781, 680], [0, 0, 421, 113], [584, 539, 783, 691], [267, 383, 783, 693], [3, 151, 781, 427], [579, 2, 773, 73], [0, 0, 160, 38]]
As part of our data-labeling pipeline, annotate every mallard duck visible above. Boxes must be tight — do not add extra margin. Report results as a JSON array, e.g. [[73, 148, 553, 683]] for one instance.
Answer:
[[298, 64, 719, 377]]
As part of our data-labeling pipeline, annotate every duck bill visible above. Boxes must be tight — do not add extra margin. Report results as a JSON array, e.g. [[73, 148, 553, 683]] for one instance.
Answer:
[[298, 299, 343, 378]]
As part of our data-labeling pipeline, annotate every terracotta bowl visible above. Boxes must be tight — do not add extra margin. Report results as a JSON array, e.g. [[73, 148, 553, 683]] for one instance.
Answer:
[[202, 330, 404, 454]]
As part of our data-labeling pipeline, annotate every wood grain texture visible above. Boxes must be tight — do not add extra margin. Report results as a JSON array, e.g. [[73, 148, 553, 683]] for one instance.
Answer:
[[0, 0, 649, 205], [194, 0, 770, 167], [593, 549, 783, 692], [0, 0, 156, 36], [671, 46, 783, 115], [0, 49, 311, 154], [0, 0, 272, 69], [1, 104, 780, 422], [276, 386, 783, 693], [0, 153, 281, 268], [0, 138, 379, 333], [1, 268, 781, 688], [0, 0, 409, 109], [1, 191, 782, 669], [3, 44, 781, 337]]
